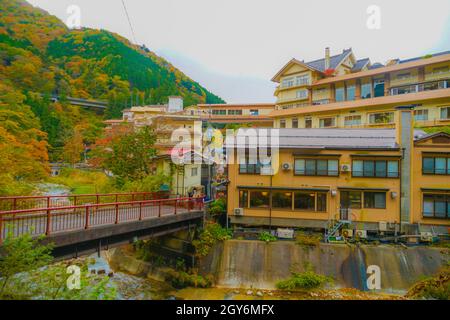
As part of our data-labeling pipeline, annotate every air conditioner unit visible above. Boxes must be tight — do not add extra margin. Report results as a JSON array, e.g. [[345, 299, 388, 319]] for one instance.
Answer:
[[420, 232, 433, 242], [341, 229, 353, 238], [378, 221, 388, 232], [340, 164, 351, 172], [355, 230, 367, 239], [234, 208, 244, 216], [282, 163, 291, 171]]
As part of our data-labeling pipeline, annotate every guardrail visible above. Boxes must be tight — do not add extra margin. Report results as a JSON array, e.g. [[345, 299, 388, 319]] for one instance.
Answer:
[[0, 197, 204, 243], [0, 191, 172, 211]]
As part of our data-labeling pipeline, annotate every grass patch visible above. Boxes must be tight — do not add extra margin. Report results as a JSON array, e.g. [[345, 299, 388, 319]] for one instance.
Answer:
[[276, 270, 332, 291], [165, 270, 214, 289], [258, 231, 277, 243], [295, 232, 322, 247], [49, 168, 116, 194]]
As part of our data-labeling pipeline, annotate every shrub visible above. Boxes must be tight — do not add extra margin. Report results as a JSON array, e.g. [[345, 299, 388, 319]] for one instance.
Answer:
[[296, 232, 322, 247], [276, 271, 332, 291], [258, 231, 277, 243], [165, 270, 214, 289], [208, 198, 226, 216], [406, 267, 450, 300], [192, 222, 232, 257]]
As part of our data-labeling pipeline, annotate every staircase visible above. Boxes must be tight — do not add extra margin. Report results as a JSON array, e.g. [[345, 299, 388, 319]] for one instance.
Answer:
[[325, 220, 345, 243]]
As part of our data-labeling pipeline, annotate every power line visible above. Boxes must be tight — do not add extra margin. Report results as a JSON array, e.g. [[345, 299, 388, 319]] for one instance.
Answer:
[[121, 0, 137, 44]]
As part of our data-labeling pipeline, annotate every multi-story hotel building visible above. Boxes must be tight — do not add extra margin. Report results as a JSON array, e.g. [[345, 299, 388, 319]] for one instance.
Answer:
[[270, 48, 450, 130], [227, 108, 450, 236], [185, 103, 275, 128]]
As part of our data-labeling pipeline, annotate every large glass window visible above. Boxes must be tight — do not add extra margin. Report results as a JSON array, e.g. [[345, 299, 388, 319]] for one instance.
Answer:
[[212, 110, 226, 115], [361, 82, 372, 99], [296, 89, 308, 99], [319, 117, 336, 128], [280, 119, 286, 128], [423, 194, 450, 219], [335, 87, 345, 102], [317, 193, 327, 212], [369, 112, 394, 124], [346, 85, 356, 101], [228, 109, 243, 115], [305, 117, 312, 128], [272, 191, 292, 209], [281, 77, 294, 88], [295, 159, 339, 176], [295, 74, 310, 86], [294, 192, 315, 211], [423, 156, 450, 175], [340, 191, 362, 209], [373, 79, 385, 97], [352, 160, 399, 177], [249, 191, 270, 208], [239, 190, 248, 208], [414, 109, 428, 121], [250, 109, 259, 116], [364, 192, 386, 209], [441, 107, 450, 120], [344, 115, 362, 126], [292, 118, 299, 128]]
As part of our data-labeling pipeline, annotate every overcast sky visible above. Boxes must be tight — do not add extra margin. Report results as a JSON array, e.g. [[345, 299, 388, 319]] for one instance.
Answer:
[[27, 0, 450, 103]]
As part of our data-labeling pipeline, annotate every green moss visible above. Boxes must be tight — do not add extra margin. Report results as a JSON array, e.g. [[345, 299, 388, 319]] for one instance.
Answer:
[[192, 222, 232, 257]]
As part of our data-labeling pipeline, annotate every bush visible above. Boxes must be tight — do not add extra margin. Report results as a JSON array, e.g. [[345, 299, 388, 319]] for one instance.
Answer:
[[258, 231, 277, 243], [165, 270, 214, 289], [208, 198, 226, 216], [192, 222, 232, 257], [121, 173, 171, 192], [296, 232, 322, 247], [406, 267, 450, 300], [276, 271, 332, 291]]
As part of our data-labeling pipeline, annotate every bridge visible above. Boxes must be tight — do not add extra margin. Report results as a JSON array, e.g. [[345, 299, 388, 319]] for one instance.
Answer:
[[49, 95, 108, 111], [0, 192, 205, 258]]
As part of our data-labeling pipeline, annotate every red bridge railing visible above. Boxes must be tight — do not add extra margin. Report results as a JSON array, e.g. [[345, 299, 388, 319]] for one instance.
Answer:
[[0, 197, 204, 244], [0, 191, 173, 212]]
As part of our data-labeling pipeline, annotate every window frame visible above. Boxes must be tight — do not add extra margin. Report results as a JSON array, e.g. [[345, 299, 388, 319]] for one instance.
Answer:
[[363, 192, 387, 209], [352, 159, 399, 178], [294, 158, 339, 177], [422, 155, 450, 175], [422, 193, 450, 219]]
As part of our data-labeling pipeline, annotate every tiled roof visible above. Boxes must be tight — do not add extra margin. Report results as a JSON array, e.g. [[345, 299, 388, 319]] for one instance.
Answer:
[[352, 58, 370, 72], [305, 49, 352, 72], [235, 128, 427, 150], [368, 62, 385, 70], [399, 50, 450, 64]]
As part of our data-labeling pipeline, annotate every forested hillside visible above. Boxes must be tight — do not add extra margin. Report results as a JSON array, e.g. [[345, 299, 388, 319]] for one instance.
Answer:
[[0, 0, 224, 195]]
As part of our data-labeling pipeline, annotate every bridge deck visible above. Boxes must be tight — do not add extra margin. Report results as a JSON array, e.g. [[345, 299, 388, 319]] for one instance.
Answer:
[[0, 198, 203, 245]]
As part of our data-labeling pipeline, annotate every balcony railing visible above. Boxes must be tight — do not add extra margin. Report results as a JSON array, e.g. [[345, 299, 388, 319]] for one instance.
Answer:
[[390, 79, 449, 96]]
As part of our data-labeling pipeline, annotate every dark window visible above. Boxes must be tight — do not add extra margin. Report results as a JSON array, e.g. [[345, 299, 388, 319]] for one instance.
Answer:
[[364, 192, 386, 209], [280, 120, 286, 128], [292, 118, 299, 128], [272, 191, 292, 209], [352, 160, 399, 178], [423, 194, 450, 219], [422, 156, 450, 175], [373, 80, 385, 97], [239, 190, 248, 208], [295, 159, 339, 176], [305, 117, 312, 128], [249, 191, 270, 208], [361, 82, 372, 99], [317, 193, 327, 212], [294, 192, 315, 211], [340, 191, 362, 209]]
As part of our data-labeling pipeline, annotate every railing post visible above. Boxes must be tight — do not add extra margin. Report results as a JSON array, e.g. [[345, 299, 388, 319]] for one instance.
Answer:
[[13, 198, 17, 211], [85, 206, 90, 229], [96, 195, 99, 204], [115, 203, 119, 224], [139, 201, 142, 221], [174, 198, 177, 215], [0, 214, 3, 245], [158, 201, 161, 218], [46, 208, 51, 235], [47, 197, 50, 209], [188, 198, 191, 213]]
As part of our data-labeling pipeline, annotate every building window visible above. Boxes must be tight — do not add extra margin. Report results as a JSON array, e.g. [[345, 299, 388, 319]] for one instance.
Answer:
[[364, 192, 386, 209], [250, 109, 259, 116], [346, 85, 356, 101], [249, 191, 270, 208], [396, 72, 411, 80], [305, 117, 312, 128], [344, 115, 362, 126], [294, 192, 315, 211], [317, 193, 327, 212], [294, 159, 339, 176], [373, 79, 385, 97], [239, 190, 248, 208], [296, 89, 308, 99], [212, 110, 226, 115], [295, 74, 310, 86], [292, 118, 299, 128], [423, 194, 450, 219], [319, 117, 336, 128], [281, 77, 294, 88], [361, 82, 372, 99], [432, 66, 449, 75], [272, 191, 292, 209], [441, 106, 450, 120], [352, 160, 399, 177], [414, 109, 428, 121], [228, 110, 243, 115], [369, 112, 394, 124], [422, 156, 450, 175], [340, 191, 362, 209], [280, 119, 286, 128], [335, 87, 345, 102], [191, 167, 198, 177]]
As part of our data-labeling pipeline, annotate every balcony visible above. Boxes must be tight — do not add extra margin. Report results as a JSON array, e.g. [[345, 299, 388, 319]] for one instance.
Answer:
[[390, 79, 449, 96]]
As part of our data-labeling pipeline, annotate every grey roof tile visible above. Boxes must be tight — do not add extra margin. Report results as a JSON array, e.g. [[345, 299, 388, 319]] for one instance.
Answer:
[[305, 49, 352, 72]]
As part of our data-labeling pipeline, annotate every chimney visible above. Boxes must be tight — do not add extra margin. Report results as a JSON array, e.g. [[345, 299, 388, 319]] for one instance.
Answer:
[[168, 96, 183, 113], [395, 105, 415, 233], [324, 47, 330, 70]]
